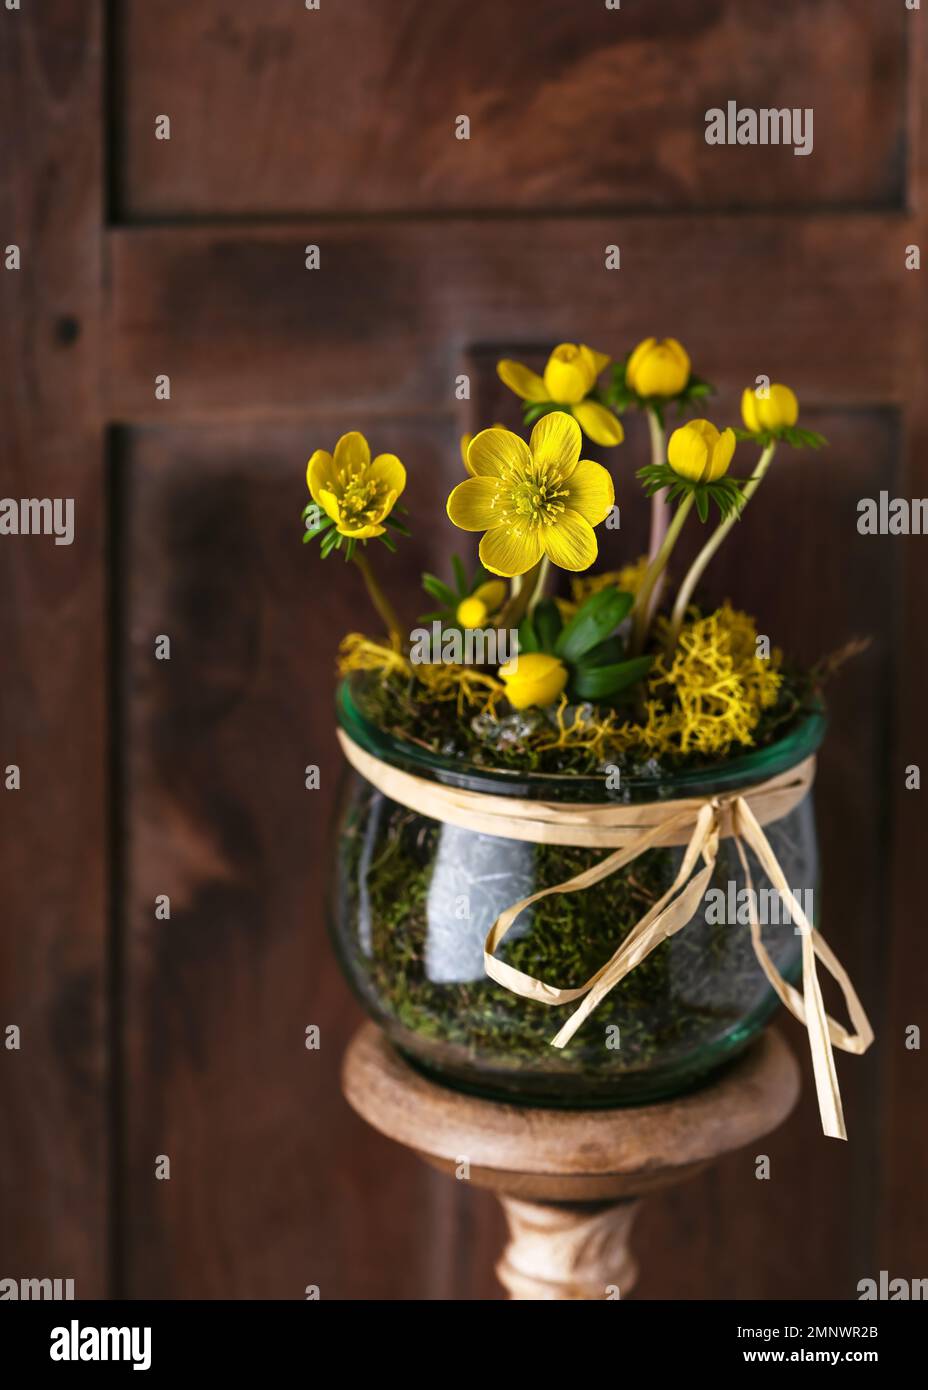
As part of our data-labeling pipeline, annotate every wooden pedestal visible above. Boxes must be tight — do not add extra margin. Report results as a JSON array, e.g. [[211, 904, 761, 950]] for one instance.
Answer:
[[341, 1023, 800, 1300]]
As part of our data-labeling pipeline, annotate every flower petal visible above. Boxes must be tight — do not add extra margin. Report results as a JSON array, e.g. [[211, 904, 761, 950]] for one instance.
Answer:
[[479, 522, 544, 577], [306, 449, 335, 502], [333, 431, 371, 474], [339, 521, 385, 539], [541, 510, 598, 571], [579, 345, 610, 379], [369, 453, 406, 499], [447, 476, 503, 530], [318, 487, 342, 523], [564, 459, 615, 525], [499, 653, 569, 710], [471, 578, 507, 611], [741, 387, 761, 433], [767, 384, 799, 429], [529, 411, 582, 477], [497, 359, 549, 402], [625, 337, 656, 393], [466, 427, 531, 479], [668, 420, 714, 481], [706, 427, 736, 481], [543, 344, 592, 404], [571, 400, 624, 447]]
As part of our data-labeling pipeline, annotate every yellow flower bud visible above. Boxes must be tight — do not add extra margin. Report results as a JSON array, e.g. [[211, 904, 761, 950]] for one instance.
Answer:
[[456, 580, 506, 628], [741, 384, 799, 433], [543, 344, 597, 405], [498, 652, 569, 710], [456, 596, 488, 627], [668, 419, 736, 483], [626, 337, 691, 398]]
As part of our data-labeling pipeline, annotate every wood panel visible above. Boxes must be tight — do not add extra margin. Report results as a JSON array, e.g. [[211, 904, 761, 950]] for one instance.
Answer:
[[120, 418, 508, 1296], [115, 0, 908, 219], [0, 3, 108, 1294], [106, 215, 916, 423]]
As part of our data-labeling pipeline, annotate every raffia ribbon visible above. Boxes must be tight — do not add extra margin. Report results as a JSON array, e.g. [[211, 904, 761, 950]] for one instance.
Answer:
[[337, 729, 873, 1140]]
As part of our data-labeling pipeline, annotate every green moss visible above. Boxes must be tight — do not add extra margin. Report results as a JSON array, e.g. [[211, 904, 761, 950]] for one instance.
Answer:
[[349, 664, 815, 778], [333, 782, 793, 1101]]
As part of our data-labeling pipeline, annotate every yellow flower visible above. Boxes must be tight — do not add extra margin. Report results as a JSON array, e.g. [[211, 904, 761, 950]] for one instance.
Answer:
[[456, 580, 506, 627], [447, 412, 615, 577], [626, 337, 691, 398], [460, 424, 505, 474], [497, 344, 623, 447], [667, 419, 735, 483], [741, 383, 799, 433], [306, 432, 405, 538], [498, 652, 569, 710]]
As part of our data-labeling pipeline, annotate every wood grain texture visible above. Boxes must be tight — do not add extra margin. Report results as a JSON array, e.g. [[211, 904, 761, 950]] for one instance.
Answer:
[[106, 214, 918, 423], [0, 2, 108, 1295], [343, 1023, 800, 1298], [119, 418, 498, 1298], [115, 0, 907, 219], [4, 0, 924, 1305]]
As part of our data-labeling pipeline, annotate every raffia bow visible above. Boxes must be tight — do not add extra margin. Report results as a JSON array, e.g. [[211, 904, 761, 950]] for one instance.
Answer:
[[338, 730, 873, 1140]]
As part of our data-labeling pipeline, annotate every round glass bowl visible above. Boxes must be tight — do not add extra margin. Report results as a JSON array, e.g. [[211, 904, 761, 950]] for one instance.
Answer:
[[330, 678, 825, 1106]]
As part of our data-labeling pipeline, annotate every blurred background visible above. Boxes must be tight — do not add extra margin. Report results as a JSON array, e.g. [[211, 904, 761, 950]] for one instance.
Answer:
[[1, 0, 926, 1298]]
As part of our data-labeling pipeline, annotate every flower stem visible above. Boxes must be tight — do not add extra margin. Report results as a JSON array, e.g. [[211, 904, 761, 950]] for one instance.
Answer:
[[666, 442, 777, 651], [498, 559, 543, 632], [630, 492, 695, 655], [645, 407, 669, 621], [352, 549, 402, 644], [527, 555, 551, 617]]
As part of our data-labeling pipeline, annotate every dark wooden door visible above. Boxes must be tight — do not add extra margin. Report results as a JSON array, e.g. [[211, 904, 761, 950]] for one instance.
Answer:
[[2, 0, 925, 1299]]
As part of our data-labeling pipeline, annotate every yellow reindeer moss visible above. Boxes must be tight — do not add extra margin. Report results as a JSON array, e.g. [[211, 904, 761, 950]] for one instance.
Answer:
[[338, 633, 503, 717], [340, 604, 781, 764]]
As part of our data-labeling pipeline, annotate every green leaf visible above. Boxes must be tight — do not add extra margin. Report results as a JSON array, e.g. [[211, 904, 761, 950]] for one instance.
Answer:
[[320, 529, 340, 558], [384, 515, 410, 535], [379, 533, 398, 553], [572, 655, 653, 699], [694, 488, 709, 523], [556, 587, 633, 663], [580, 636, 622, 666], [533, 598, 563, 652], [451, 554, 467, 595], [518, 613, 540, 653], [522, 401, 559, 426], [422, 573, 457, 605]]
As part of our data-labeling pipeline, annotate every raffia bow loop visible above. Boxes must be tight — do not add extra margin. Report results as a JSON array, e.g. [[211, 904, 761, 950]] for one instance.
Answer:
[[337, 730, 873, 1140]]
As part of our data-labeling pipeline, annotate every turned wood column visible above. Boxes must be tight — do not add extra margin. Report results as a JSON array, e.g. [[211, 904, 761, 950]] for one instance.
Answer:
[[342, 1024, 800, 1300]]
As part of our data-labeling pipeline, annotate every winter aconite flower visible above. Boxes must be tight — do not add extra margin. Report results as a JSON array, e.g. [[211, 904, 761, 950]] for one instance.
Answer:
[[460, 424, 505, 472], [497, 344, 624, 447], [457, 580, 506, 628], [667, 419, 736, 483], [498, 652, 569, 710], [741, 384, 799, 434], [306, 432, 406, 538], [446, 412, 615, 577], [625, 337, 691, 398]]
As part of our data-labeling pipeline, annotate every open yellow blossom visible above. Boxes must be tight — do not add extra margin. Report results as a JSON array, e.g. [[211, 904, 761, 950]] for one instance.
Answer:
[[457, 579, 506, 628], [626, 337, 691, 398], [447, 412, 615, 577], [741, 383, 799, 433], [668, 419, 735, 483], [497, 344, 624, 447], [460, 424, 505, 474], [306, 431, 405, 539], [499, 652, 568, 710]]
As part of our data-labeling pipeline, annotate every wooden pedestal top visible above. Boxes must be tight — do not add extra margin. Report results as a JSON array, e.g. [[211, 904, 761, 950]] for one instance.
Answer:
[[342, 1024, 800, 1203]]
